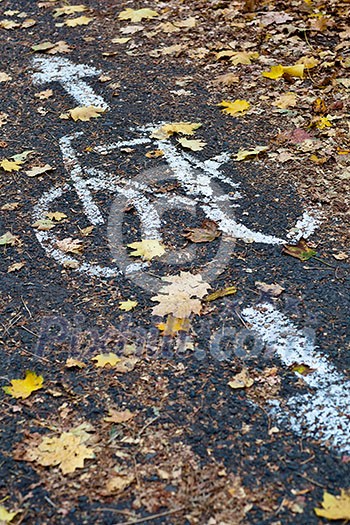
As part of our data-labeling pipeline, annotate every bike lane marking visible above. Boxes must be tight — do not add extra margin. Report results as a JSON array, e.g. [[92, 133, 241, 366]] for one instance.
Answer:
[[242, 303, 350, 454], [32, 56, 109, 109]]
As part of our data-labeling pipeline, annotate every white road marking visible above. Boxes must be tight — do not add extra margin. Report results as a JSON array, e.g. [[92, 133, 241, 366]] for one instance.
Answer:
[[242, 302, 350, 454], [32, 56, 109, 109], [286, 211, 320, 241]]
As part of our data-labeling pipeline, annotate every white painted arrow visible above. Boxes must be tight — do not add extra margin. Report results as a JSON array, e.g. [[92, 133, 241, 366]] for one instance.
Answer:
[[32, 56, 109, 109]]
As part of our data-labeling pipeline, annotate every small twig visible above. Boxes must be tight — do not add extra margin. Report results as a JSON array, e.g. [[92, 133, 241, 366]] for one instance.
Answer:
[[114, 507, 185, 525], [21, 296, 32, 318], [20, 326, 38, 337], [44, 495, 57, 508], [296, 473, 324, 488], [20, 347, 51, 363], [313, 256, 336, 269], [137, 416, 159, 438], [234, 309, 249, 328]]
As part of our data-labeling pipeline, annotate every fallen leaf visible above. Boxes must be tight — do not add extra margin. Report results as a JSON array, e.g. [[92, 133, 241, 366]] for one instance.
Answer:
[[151, 271, 211, 318], [156, 315, 190, 335], [213, 73, 240, 86], [1, 202, 20, 211], [183, 219, 221, 243], [46, 211, 67, 221], [65, 358, 86, 368], [218, 99, 250, 116], [25, 164, 54, 177], [0, 20, 20, 29], [7, 262, 25, 273], [11, 150, 34, 162], [104, 408, 135, 423], [80, 225, 94, 236], [283, 239, 317, 261], [64, 16, 93, 27], [111, 37, 131, 44], [56, 237, 83, 254], [263, 64, 305, 79], [92, 353, 121, 367], [290, 363, 316, 375], [314, 490, 350, 520], [228, 369, 254, 389], [315, 116, 332, 129], [177, 137, 207, 151], [145, 149, 164, 158], [119, 300, 138, 311], [235, 146, 268, 161], [151, 122, 202, 140], [114, 357, 139, 373], [53, 5, 87, 17], [203, 285, 237, 302], [105, 474, 135, 493], [35, 89, 53, 99], [118, 8, 159, 22], [127, 239, 165, 261], [230, 51, 259, 65], [26, 430, 95, 474], [69, 106, 105, 121], [332, 252, 348, 261], [0, 505, 18, 523], [21, 18, 36, 29], [31, 41, 57, 52], [0, 72, 11, 82], [0, 232, 20, 246], [273, 92, 297, 109], [1, 159, 22, 172], [255, 281, 285, 297], [312, 98, 327, 114], [32, 219, 56, 231], [3, 370, 44, 399]]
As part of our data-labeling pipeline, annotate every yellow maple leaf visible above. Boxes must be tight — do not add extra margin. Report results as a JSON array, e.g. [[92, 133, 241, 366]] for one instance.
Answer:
[[65, 16, 93, 27], [0, 505, 18, 523], [218, 99, 250, 116], [92, 352, 121, 367], [235, 146, 268, 161], [3, 370, 43, 399], [27, 431, 95, 474], [68, 105, 105, 121], [177, 137, 207, 151], [263, 64, 304, 79], [315, 117, 332, 129], [273, 92, 297, 109], [151, 122, 202, 140], [118, 8, 159, 22], [53, 5, 87, 17], [119, 300, 138, 311], [127, 239, 165, 261], [1, 159, 22, 172], [262, 65, 285, 79], [156, 315, 190, 335], [230, 51, 259, 66], [314, 490, 350, 520]]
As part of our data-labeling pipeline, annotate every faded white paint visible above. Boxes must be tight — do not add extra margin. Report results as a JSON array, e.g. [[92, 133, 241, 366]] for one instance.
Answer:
[[32, 56, 109, 109], [242, 302, 350, 454]]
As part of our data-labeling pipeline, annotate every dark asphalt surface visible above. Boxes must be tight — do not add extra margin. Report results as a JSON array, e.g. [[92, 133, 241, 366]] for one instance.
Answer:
[[0, 1, 349, 524]]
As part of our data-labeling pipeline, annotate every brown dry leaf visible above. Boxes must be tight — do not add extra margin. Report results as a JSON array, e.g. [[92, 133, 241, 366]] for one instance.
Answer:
[[151, 271, 211, 318], [213, 73, 240, 86], [65, 358, 86, 368], [183, 219, 221, 243], [0, 72, 11, 82], [7, 262, 25, 273], [47, 41, 72, 54], [104, 408, 135, 424], [283, 239, 317, 261], [1, 202, 20, 211], [35, 89, 53, 99], [25, 430, 95, 474], [0, 112, 9, 127], [0, 20, 20, 29], [230, 51, 259, 66], [228, 369, 254, 389], [145, 149, 164, 158], [255, 281, 285, 297], [56, 237, 83, 254], [273, 92, 297, 109], [46, 212, 67, 221], [68, 106, 105, 121], [114, 357, 139, 373], [32, 219, 55, 231], [105, 474, 135, 494], [332, 252, 348, 261]]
